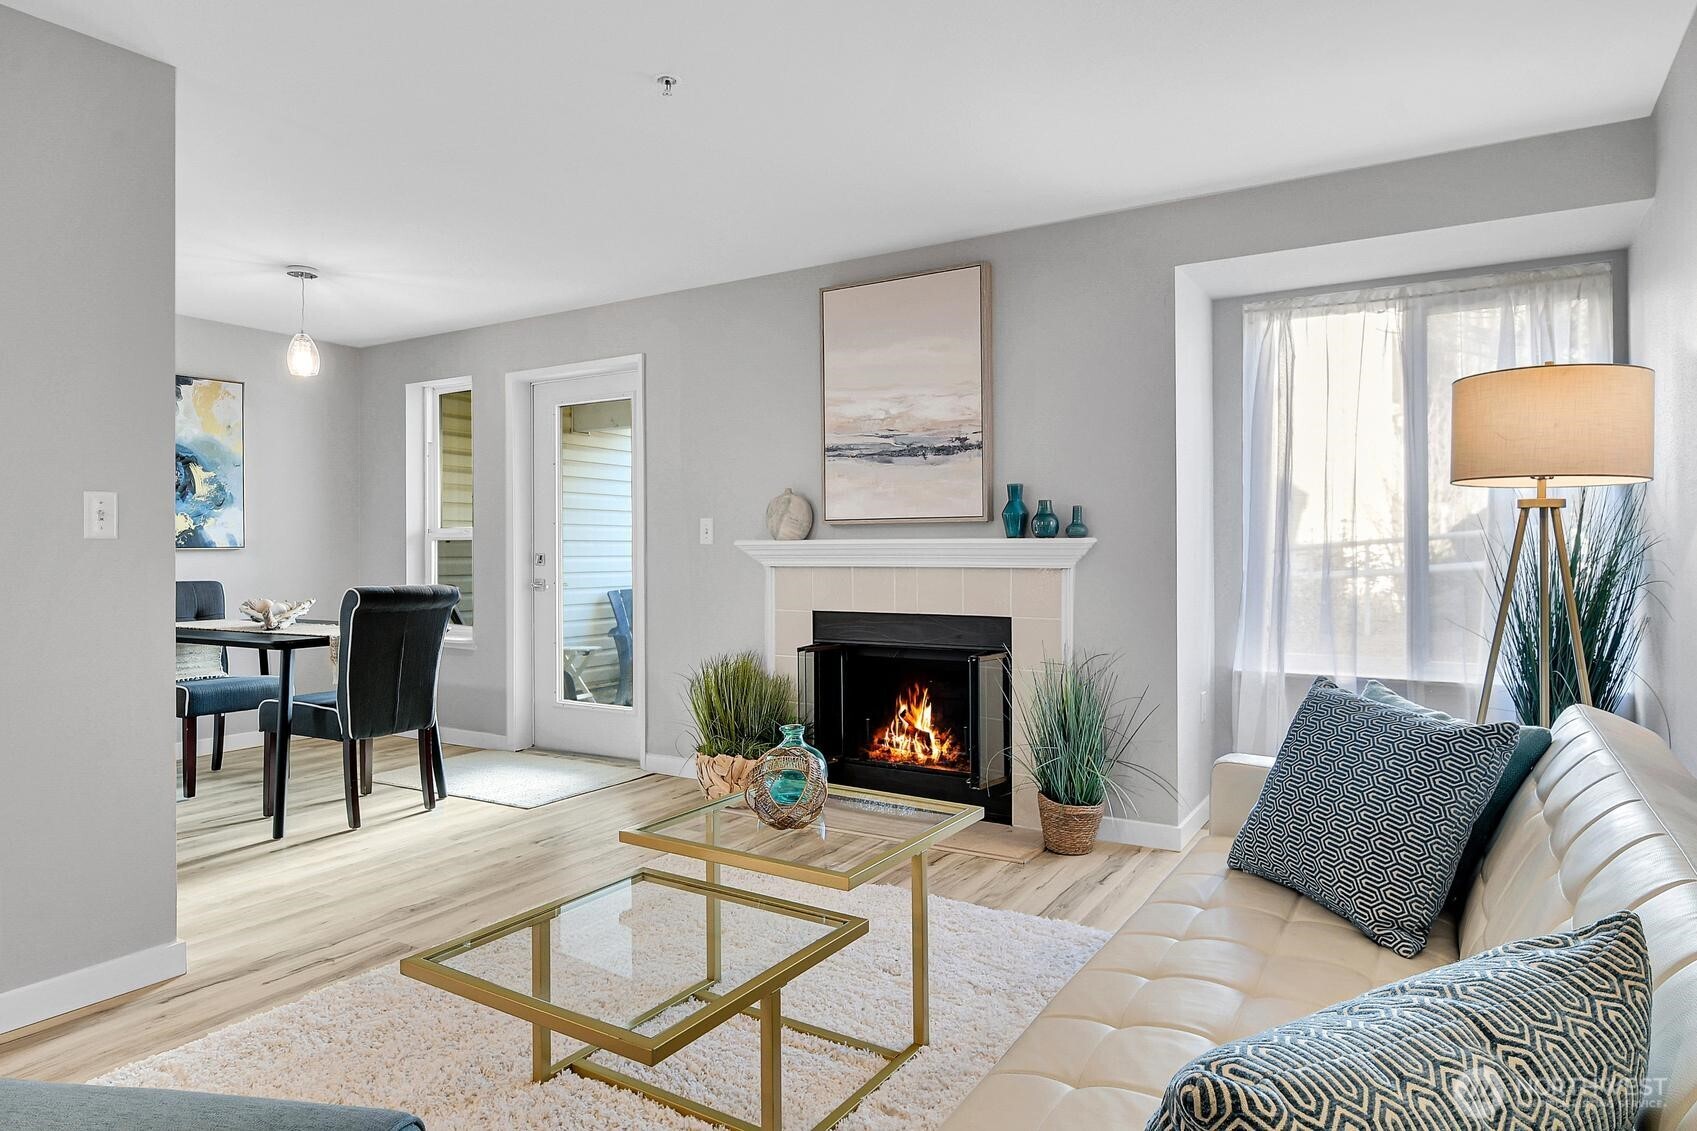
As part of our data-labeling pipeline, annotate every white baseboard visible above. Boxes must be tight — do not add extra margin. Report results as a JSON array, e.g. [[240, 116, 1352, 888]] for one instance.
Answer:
[[643, 750, 694, 777], [1097, 796, 1211, 851], [0, 939, 187, 1035]]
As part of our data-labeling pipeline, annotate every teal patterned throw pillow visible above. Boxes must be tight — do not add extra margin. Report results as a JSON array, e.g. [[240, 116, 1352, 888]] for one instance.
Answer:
[[1230, 677, 1519, 956], [1147, 911, 1653, 1131]]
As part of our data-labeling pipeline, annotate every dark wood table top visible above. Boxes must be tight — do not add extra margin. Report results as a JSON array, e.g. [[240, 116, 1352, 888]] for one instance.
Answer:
[[174, 619, 337, 650]]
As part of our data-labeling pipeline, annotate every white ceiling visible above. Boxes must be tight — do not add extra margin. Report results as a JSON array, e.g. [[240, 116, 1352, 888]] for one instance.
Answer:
[[14, 1, 1696, 347]]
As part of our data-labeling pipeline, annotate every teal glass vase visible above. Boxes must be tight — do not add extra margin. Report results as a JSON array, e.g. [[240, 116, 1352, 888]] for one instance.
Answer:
[[1031, 499, 1060, 538], [1001, 483, 1029, 538], [1065, 505, 1088, 538], [765, 724, 826, 800]]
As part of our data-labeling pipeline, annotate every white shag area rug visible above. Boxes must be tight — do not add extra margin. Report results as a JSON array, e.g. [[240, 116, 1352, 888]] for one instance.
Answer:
[[97, 859, 1106, 1129], [374, 749, 648, 809]]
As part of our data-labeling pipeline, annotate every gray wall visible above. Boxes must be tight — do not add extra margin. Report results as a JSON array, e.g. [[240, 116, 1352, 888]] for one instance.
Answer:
[[0, 7, 179, 995], [175, 316, 363, 739], [358, 119, 1653, 827], [1631, 14, 1697, 762]]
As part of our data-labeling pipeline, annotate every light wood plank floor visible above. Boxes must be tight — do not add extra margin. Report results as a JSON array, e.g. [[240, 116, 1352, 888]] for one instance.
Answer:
[[0, 736, 1181, 1083]]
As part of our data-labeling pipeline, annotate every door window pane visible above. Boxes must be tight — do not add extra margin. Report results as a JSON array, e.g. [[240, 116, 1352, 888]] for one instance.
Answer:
[[557, 400, 634, 706]]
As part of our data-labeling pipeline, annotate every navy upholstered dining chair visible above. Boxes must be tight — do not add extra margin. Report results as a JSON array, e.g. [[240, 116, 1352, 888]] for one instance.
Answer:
[[258, 585, 457, 830], [175, 580, 279, 797]]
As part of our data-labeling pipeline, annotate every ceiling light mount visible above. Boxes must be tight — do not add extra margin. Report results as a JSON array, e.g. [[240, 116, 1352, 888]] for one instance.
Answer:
[[655, 74, 679, 97], [284, 265, 321, 377]]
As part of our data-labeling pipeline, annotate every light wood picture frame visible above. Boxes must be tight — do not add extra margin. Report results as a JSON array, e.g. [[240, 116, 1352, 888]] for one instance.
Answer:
[[820, 263, 992, 524]]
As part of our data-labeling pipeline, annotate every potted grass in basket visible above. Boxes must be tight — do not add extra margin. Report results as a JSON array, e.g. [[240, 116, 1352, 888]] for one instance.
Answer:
[[684, 651, 797, 800], [1020, 654, 1166, 855]]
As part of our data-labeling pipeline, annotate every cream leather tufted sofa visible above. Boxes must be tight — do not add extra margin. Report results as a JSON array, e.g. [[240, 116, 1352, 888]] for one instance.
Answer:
[[944, 707, 1697, 1130]]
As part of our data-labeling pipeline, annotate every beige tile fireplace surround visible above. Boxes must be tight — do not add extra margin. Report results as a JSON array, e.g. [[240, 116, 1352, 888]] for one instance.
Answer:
[[737, 538, 1095, 830]]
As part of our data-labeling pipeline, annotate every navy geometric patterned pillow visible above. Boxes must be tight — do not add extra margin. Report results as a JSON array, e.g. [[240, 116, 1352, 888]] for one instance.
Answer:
[[1147, 911, 1652, 1131], [1229, 677, 1519, 956]]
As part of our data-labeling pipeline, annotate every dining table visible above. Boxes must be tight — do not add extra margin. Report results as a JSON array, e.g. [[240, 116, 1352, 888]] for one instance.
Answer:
[[174, 617, 338, 840]]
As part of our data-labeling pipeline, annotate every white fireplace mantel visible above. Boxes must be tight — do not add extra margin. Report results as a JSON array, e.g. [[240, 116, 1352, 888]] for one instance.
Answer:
[[734, 537, 1095, 570]]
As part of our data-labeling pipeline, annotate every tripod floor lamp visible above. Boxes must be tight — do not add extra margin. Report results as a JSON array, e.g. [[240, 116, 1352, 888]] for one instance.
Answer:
[[1451, 362, 1654, 727]]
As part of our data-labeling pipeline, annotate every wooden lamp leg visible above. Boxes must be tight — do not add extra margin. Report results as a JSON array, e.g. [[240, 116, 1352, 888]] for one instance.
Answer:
[[1476, 506, 1531, 724]]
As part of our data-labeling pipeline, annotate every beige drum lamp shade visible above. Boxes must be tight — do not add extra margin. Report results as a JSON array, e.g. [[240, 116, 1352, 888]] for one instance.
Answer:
[[1451, 363, 1654, 488]]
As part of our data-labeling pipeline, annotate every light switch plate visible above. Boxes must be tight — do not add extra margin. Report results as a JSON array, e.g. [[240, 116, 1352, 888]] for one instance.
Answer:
[[84, 491, 118, 539], [698, 517, 714, 545]]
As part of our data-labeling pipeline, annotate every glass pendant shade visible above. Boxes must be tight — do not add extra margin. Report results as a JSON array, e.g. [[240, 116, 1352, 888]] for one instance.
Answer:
[[287, 331, 321, 377]]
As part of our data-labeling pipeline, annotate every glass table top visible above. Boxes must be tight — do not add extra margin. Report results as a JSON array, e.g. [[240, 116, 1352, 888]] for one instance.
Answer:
[[399, 869, 865, 1065], [621, 785, 984, 890]]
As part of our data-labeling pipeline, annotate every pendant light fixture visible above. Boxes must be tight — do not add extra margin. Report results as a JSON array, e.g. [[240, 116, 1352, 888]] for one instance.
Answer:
[[284, 265, 321, 377]]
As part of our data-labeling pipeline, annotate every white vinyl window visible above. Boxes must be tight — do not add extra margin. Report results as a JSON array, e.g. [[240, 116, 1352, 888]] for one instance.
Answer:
[[1234, 260, 1615, 751], [423, 381, 474, 638]]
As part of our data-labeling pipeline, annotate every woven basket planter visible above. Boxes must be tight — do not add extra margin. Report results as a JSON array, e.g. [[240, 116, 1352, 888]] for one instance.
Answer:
[[1037, 795, 1104, 856], [695, 752, 761, 800]]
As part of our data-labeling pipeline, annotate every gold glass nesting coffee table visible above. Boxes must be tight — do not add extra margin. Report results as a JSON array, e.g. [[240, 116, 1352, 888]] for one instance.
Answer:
[[400, 868, 866, 1130], [621, 785, 984, 1125]]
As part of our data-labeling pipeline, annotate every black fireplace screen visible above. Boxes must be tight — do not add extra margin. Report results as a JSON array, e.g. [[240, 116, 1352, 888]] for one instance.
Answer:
[[798, 611, 1010, 796]]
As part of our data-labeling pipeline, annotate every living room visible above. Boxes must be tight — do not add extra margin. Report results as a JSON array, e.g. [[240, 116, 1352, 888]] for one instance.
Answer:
[[2, 2, 1695, 1128]]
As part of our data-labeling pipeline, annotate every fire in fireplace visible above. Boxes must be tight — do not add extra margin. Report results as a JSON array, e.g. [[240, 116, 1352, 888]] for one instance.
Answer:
[[799, 610, 1012, 823], [868, 684, 967, 772]]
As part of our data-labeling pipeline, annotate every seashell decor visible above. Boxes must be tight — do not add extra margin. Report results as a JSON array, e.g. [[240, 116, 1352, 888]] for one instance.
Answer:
[[765, 488, 815, 540], [240, 597, 315, 630]]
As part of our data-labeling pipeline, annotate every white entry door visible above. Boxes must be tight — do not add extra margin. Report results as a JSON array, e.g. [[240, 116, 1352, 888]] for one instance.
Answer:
[[531, 365, 643, 758]]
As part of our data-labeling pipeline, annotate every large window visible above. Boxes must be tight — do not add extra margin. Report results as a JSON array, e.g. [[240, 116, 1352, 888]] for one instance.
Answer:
[[1234, 261, 1615, 750], [424, 382, 474, 634]]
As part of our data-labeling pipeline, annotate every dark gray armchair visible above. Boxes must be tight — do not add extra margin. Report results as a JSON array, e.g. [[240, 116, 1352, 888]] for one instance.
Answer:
[[259, 586, 456, 830], [175, 580, 279, 797]]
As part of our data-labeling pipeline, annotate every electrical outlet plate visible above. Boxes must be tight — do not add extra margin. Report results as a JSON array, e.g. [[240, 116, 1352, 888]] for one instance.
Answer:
[[699, 517, 714, 545]]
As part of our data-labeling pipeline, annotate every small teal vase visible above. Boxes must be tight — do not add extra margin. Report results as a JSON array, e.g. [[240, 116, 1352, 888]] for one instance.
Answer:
[[766, 723, 826, 785], [1001, 483, 1029, 538], [1031, 499, 1060, 538], [1065, 505, 1088, 538]]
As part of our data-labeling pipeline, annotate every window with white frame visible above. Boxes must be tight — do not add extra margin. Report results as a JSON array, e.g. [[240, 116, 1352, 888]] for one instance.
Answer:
[[1234, 260, 1615, 751], [423, 381, 474, 635]]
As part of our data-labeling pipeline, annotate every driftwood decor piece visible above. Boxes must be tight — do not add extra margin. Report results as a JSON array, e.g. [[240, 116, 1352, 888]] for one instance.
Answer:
[[764, 488, 815, 540], [695, 753, 762, 801], [240, 597, 315, 630]]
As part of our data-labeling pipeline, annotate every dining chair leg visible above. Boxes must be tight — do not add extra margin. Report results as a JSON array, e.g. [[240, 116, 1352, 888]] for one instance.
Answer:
[[417, 730, 437, 810], [262, 731, 275, 818], [430, 725, 447, 799], [359, 740, 373, 796], [211, 714, 226, 772], [342, 739, 362, 829], [181, 717, 197, 798]]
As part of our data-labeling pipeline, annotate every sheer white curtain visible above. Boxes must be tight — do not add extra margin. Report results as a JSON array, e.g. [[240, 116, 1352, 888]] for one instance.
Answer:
[[1234, 262, 1614, 753]]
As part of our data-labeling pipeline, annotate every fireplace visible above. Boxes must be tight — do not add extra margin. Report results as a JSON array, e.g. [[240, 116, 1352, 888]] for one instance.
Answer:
[[799, 611, 1012, 823]]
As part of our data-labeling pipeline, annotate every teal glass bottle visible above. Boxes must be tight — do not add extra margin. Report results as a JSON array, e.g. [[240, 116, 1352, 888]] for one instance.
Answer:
[[1001, 483, 1029, 538], [1065, 505, 1089, 537], [764, 723, 826, 805], [1031, 499, 1060, 538]]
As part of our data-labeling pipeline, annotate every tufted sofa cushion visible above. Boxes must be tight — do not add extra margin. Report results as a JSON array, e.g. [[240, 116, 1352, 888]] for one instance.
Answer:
[[944, 837, 1461, 1128], [945, 706, 1697, 1131]]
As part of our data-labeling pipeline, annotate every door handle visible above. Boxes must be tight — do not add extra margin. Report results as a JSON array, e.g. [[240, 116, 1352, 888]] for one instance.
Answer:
[[530, 578, 550, 591]]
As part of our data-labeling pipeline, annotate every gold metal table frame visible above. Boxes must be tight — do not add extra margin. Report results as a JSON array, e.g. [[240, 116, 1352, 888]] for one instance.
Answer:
[[619, 785, 986, 1128], [400, 868, 869, 1131]]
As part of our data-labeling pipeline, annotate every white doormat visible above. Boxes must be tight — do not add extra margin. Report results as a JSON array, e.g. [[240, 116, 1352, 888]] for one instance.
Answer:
[[97, 859, 1108, 1129], [375, 749, 647, 809]]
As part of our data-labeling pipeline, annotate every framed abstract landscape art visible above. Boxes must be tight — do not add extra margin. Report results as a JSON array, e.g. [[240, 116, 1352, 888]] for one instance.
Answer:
[[820, 263, 992, 524], [174, 375, 245, 548]]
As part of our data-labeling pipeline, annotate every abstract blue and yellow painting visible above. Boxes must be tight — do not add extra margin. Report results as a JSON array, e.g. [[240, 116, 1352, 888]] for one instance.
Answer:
[[174, 376, 244, 548]]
